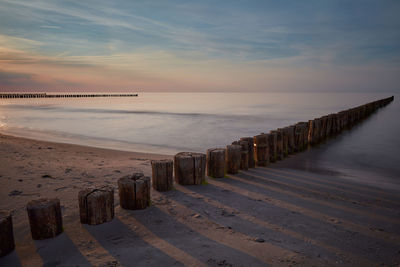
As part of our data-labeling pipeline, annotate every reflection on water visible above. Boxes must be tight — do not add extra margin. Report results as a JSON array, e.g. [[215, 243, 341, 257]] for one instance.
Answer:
[[0, 92, 398, 187]]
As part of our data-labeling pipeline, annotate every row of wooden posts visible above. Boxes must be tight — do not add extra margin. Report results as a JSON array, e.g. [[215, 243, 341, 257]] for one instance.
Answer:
[[0, 93, 138, 98], [0, 96, 394, 257]]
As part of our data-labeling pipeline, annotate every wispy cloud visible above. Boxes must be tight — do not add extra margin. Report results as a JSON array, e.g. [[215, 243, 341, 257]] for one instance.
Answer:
[[40, 25, 61, 29]]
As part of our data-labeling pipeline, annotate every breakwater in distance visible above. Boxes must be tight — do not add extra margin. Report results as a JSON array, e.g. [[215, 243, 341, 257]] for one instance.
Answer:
[[217, 95, 395, 174], [0, 93, 138, 98]]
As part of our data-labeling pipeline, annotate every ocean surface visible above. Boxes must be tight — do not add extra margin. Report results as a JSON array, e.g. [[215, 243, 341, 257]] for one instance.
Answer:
[[0, 92, 399, 189]]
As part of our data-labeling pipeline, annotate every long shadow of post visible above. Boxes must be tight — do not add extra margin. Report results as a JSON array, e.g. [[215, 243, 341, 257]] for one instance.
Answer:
[[229, 171, 400, 232], [34, 232, 90, 266], [0, 251, 22, 267], [161, 187, 341, 264], [130, 202, 268, 266], [188, 180, 399, 264], [84, 217, 183, 267]]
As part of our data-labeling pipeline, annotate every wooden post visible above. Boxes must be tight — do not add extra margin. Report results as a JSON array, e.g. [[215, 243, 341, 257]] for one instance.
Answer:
[[174, 152, 206, 185], [326, 114, 333, 137], [118, 173, 150, 210], [320, 116, 328, 140], [0, 210, 15, 257], [342, 111, 349, 128], [234, 140, 249, 170], [300, 122, 309, 149], [268, 131, 277, 162], [206, 148, 226, 178], [337, 112, 344, 130], [316, 118, 322, 144], [27, 198, 63, 240], [330, 114, 337, 135], [151, 160, 173, 191], [280, 128, 289, 157], [225, 145, 241, 174], [349, 109, 355, 126], [360, 106, 366, 120], [294, 123, 303, 150], [254, 134, 269, 167], [78, 186, 114, 225], [309, 119, 321, 145], [240, 137, 255, 168], [331, 114, 338, 134], [286, 126, 295, 154], [336, 113, 343, 133], [276, 129, 284, 160]]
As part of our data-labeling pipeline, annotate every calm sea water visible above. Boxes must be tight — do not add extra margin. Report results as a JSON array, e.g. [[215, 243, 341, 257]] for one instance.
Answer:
[[0, 92, 399, 188]]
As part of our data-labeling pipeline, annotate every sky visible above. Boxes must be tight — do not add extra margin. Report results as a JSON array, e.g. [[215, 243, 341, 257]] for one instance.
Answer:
[[0, 0, 399, 92]]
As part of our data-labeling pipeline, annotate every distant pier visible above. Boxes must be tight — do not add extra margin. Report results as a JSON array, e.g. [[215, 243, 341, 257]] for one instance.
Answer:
[[0, 93, 138, 99]]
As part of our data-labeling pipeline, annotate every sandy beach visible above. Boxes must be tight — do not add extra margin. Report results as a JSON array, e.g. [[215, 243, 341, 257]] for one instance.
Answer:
[[2, 0, 399, 265], [0, 133, 170, 266], [1, 132, 399, 266]]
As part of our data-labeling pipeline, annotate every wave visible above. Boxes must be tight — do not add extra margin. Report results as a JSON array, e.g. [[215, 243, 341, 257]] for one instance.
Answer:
[[2, 104, 275, 121], [0, 126, 192, 155]]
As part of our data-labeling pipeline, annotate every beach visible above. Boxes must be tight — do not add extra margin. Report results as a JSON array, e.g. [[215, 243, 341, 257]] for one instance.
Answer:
[[1, 132, 399, 266], [0, 133, 170, 266], [2, 0, 400, 265]]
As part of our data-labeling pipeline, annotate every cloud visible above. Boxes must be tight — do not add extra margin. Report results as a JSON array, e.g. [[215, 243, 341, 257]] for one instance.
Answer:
[[40, 25, 61, 29], [0, 1, 399, 92], [0, 71, 36, 86]]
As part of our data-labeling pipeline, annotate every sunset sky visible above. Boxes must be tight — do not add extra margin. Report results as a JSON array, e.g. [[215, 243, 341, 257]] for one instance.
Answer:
[[0, 0, 399, 92]]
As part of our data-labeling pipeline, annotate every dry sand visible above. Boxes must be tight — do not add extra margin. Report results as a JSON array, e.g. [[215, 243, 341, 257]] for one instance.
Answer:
[[1, 133, 399, 266]]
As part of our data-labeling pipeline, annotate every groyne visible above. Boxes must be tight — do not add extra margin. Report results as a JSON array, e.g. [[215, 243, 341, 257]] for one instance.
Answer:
[[204, 96, 395, 177], [0, 93, 138, 99]]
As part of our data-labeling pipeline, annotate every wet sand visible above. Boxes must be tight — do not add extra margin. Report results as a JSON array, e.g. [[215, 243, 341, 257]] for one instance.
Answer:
[[0, 133, 399, 266]]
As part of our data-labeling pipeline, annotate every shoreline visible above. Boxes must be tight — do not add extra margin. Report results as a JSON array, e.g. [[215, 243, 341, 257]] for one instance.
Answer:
[[0, 133, 170, 236], [0, 127, 181, 155], [0, 132, 171, 159]]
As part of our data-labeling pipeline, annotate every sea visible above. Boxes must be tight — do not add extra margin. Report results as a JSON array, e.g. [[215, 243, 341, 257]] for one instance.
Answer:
[[0, 92, 399, 189]]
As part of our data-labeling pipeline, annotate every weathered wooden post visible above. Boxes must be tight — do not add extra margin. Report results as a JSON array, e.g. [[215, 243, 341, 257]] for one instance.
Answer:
[[365, 103, 371, 116], [326, 114, 333, 137], [276, 129, 284, 160], [236, 140, 249, 170], [225, 144, 241, 174], [206, 148, 226, 178], [240, 137, 255, 168], [342, 110, 349, 128], [314, 118, 321, 144], [27, 198, 63, 240], [0, 210, 15, 257], [174, 152, 206, 185], [315, 118, 322, 144], [337, 112, 344, 130], [293, 124, 302, 150], [360, 105, 367, 120], [118, 173, 150, 209], [268, 131, 277, 162], [309, 119, 321, 145], [280, 128, 289, 157], [79, 186, 114, 225], [254, 133, 269, 167], [151, 159, 173, 191], [317, 117, 324, 138], [336, 112, 343, 133], [354, 107, 360, 123], [350, 108, 356, 126], [320, 116, 328, 140], [286, 126, 295, 154], [348, 109, 353, 127], [301, 122, 309, 149]]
